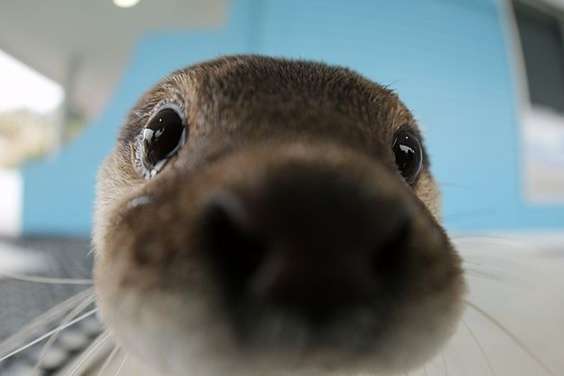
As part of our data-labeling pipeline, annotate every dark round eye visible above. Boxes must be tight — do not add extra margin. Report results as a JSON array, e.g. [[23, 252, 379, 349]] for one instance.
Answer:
[[141, 106, 186, 178], [392, 130, 423, 184]]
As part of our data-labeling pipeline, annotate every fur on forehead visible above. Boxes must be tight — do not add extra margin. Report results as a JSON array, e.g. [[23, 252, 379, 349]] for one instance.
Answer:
[[119, 55, 416, 144]]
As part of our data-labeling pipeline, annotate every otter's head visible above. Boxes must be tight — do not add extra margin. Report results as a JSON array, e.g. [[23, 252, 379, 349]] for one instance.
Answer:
[[93, 55, 465, 376]]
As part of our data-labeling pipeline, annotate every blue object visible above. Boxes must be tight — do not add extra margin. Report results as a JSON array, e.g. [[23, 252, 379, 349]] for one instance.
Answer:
[[22, 0, 564, 234]]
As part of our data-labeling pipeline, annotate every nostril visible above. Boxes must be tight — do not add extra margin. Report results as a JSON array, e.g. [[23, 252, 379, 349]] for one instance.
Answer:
[[199, 192, 266, 295], [372, 206, 412, 284]]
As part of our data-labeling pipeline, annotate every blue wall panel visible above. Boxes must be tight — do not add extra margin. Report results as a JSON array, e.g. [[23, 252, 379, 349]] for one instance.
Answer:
[[22, 0, 564, 234], [254, 0, 563, 230]]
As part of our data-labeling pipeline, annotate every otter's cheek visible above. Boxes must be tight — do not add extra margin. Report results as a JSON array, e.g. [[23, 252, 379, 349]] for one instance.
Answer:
[[94, 243, 239, 376], [415, 172, 441, 221]]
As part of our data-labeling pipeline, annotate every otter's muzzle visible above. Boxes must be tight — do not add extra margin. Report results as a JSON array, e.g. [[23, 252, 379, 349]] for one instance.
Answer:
[[196, 156, 413, 329]]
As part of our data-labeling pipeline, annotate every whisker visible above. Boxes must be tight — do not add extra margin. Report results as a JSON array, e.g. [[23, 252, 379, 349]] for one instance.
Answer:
[[462, 318, 495, 376], [0, 271, 93, 285], [442, 209, 497, 222], [461, 253, 539, 287], [461, 258, 483, 266], [441, 352, 448, 376], [33, 292, 97, 374], [452, 234, 519, 242], [0, 289, 93, 355], [465, 301, 556, 376], [66, 331, 111, 376], [453, 234, 546, 255], [462, 265, 509, 279], [437, 181, 474, 190], [0, 308, 98, 363], [464, 268, 504, 283], [114, 355, 127, 376], [96, 345, 120, 376]]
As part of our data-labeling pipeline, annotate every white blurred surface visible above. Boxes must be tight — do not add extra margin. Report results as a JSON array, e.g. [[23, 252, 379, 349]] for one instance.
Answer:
[[410, 233, 564, 375], [0, 50, 63, 114], [0, 242, 44, 275], [0, 169, 22, 236]]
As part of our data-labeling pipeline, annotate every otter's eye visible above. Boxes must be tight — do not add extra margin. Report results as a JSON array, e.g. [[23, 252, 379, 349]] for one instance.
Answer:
[[140, 106, 186, 178], [392, 130, 422, 184]]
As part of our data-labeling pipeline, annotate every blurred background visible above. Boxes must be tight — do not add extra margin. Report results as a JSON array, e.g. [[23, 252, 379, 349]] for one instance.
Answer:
[[0, 0, 563, 374], [1, 0, 564, 236]]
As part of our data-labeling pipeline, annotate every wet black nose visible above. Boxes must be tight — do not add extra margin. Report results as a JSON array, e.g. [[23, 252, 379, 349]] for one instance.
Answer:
[[198, 167, 412, 321]]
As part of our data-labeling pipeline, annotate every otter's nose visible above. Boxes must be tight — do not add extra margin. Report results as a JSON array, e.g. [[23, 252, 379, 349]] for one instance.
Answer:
[[198, 167, 412, 320]]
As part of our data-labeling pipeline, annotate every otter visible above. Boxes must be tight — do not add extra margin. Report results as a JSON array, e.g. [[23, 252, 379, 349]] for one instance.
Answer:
[[93, 55, 466, 376]]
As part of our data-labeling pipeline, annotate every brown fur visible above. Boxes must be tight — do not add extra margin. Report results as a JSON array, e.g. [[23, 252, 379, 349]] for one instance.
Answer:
[[93, 55, 465, 376]]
